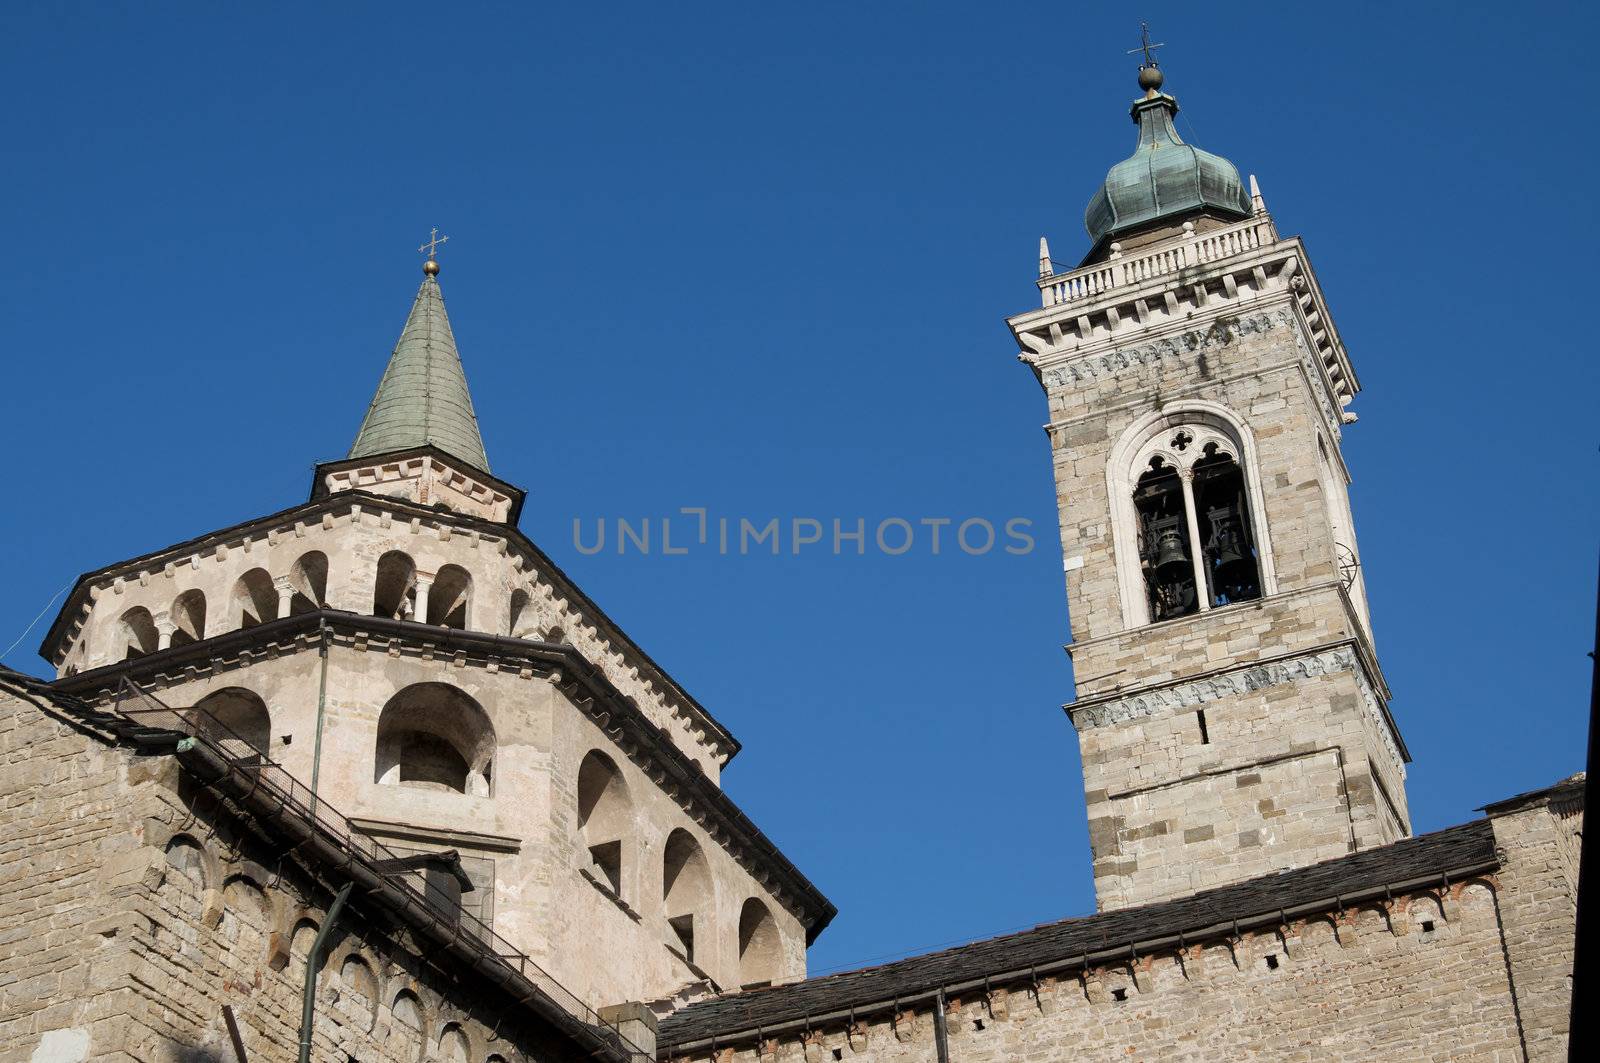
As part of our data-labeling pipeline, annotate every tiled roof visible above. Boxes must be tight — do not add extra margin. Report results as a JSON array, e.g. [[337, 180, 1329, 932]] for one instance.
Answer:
[[660, 821, 1498, 1050], [349, 272, 490, 472]]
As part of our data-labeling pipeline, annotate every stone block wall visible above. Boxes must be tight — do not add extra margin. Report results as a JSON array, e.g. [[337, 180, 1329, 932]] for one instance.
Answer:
[[0, 684, 601, 1063], [1042, 301, 1350, 645], [669, 790, 1584, 1062], [1075, 649, 1408, 909], [40, 635, 814, 1014]]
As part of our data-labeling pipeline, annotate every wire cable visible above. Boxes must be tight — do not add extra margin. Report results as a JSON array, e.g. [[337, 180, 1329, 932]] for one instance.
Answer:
[[0, 580, 76, 665]]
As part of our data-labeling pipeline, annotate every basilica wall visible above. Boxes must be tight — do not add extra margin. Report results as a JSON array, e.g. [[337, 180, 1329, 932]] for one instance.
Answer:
[[0, 683, 594, 1063], [44, 621, 809, 1015], [664, 792, 1582, 1062], [545, 704, 808, 1010]]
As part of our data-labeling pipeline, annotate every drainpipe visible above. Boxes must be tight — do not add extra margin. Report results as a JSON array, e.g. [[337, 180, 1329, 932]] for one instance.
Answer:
[[298, 880, 353, 1063], [309, 619, 330, 814], [932, 987, 950, 1063]]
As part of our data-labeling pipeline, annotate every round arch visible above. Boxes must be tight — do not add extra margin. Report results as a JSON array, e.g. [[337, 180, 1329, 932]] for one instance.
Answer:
[[194, 688, 272, 756], [1105, 401, 1277, 627], [374, 684, 495, 796], [737, 897, 784, 988], [662, 828, 713, 965], [577, 750, 631, 896], [118, 607, 158, 659]]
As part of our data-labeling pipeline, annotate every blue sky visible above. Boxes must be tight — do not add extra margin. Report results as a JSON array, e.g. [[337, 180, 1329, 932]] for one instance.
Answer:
[[2, 2, 1596, 976]]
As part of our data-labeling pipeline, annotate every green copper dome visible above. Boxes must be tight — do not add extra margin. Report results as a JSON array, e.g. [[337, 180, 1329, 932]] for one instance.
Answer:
[[1084, 79, 1252, 247]]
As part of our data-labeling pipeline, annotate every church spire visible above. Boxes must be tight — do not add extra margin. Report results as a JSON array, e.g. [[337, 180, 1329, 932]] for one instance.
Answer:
[[349, 246, 491, 473]]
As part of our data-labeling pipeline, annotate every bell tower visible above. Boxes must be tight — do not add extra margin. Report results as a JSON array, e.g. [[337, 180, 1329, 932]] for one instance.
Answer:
[[1008, 58, 1410, 911]]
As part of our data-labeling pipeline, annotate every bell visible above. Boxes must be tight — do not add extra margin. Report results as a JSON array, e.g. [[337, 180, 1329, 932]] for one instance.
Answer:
[[1207, 508, 1253, 588], [1153, 527, 1190, 581]]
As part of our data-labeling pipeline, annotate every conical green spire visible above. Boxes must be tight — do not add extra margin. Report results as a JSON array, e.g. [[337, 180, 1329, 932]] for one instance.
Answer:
[[349, 267, 490, 473]]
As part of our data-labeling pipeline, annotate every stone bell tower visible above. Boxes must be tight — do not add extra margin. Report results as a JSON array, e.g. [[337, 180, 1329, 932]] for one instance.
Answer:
[[1007, 59, 1411, 911]]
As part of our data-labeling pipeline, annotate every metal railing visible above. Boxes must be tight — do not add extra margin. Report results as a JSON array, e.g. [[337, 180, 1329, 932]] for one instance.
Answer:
[[1039, 215, 1277, 308], [112, 678, 654, 1063]]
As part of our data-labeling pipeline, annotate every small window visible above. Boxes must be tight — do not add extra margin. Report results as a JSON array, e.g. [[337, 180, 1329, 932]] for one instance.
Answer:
[[669, 914, 695, 963], [588, 840, 622, 894]]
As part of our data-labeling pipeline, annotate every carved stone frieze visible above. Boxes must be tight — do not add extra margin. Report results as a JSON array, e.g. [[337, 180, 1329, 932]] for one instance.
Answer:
[[1070, 645, 1404, 775]]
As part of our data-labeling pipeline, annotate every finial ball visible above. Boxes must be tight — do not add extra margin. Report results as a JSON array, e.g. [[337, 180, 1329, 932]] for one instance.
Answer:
[[1138, 64, 1164, 92], [423, 259, 441, 276]]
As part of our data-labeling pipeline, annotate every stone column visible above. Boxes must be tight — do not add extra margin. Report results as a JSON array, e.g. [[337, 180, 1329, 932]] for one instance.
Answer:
[[413, 574, 434, 625], [273, 576, 296, 621], [154, 613, 175, 651], [1179, 470, 1210, 611]]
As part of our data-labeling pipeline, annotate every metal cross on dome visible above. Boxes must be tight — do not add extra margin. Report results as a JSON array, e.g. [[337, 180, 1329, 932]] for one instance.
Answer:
[[418, 227, 450, 262], [1128, 21, 1165, 67]]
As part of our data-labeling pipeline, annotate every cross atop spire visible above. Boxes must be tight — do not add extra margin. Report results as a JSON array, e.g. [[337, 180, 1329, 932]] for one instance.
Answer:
[[1127, 21, 1164, 68], [418, 227, 450, 275], [1128, 22, 1167, 97]]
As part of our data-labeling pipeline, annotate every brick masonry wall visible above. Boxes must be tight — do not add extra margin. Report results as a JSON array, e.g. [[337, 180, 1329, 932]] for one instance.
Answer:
[[665, 793, 1581, 1062], [0, 685, 601, 1063]]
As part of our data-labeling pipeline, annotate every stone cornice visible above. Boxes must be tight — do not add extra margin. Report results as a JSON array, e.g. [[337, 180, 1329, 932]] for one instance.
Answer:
[[49, 609, 837, 942], [1068, 641, 1407, 776], [1008, 232, 1356, 418]]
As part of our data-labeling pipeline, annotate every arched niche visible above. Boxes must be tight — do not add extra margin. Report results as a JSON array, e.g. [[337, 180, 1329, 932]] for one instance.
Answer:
[[288, 550, 329, 615], [231, 568, 278, 629], [427, 564, 472, 629], [337, 954, 379, 1031], [221, 875, 272, 965], [163, 834, 209, 890], [119, 606, 158, 660], [438, 1022, 471, 1063], [194, 688, 272, 758], [662, 828, 713, 965], [374, 550, 418, 620], [169, 589, 206, 647], [577, 750, 631, 896], [737, 897, 783, 988], [388, 989, 426, 1062], [374, 684, 494, 796]]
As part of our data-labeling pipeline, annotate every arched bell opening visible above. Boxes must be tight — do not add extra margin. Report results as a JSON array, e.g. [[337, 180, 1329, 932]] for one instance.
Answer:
[[1133, 457, 1197, 621], [1192, 444, 1262, 607]]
